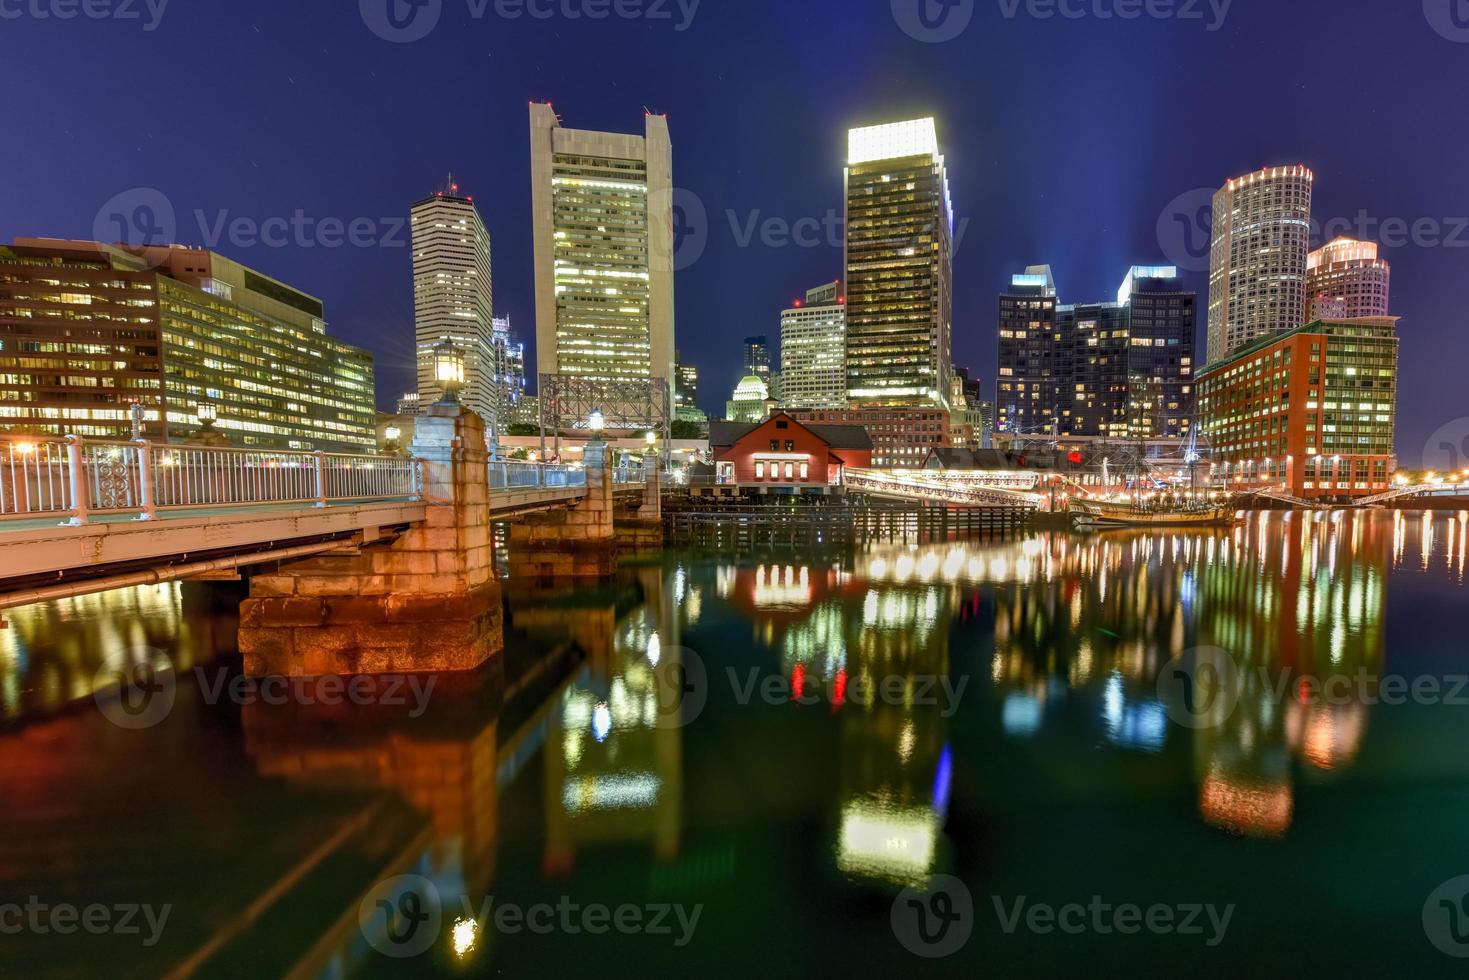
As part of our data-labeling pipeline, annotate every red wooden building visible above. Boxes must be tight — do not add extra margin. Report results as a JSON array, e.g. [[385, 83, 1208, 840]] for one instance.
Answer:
[[709, 413, 873, 487]]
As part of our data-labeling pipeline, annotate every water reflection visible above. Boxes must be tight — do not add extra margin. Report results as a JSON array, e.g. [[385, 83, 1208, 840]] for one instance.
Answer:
[[4, 511, 1468, 975]]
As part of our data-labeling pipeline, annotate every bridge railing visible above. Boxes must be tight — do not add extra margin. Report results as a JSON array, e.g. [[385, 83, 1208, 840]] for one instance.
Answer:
[[487, 460, 646, 491], [0, 434, 419, 524]]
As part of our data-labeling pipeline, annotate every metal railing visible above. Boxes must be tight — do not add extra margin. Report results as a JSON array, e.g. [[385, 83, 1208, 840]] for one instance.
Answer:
[[0, 434, 419, 525], [486, 460, 646, 491]]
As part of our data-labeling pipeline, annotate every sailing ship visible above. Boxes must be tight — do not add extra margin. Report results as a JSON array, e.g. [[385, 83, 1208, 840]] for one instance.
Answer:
[[1069, 497, 1240, 529]]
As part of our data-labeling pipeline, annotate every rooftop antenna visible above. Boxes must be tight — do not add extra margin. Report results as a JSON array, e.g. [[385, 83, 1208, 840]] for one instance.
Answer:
[[435, 172, 461, 198]]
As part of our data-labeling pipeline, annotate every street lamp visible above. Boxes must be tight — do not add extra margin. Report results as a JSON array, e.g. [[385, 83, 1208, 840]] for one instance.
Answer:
[[196, 400, 218, 429], [645, 430, 657, 449], [434, 340, 465, 406], [383, 425, 402, 457]]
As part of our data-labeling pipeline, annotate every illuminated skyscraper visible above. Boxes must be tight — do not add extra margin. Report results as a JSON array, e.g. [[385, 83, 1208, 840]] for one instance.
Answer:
[[779, 282, 847, 409], [743, 336, 772, 384], [1307, 237, 1390, 320], [997, 265, 1195, 439], [411, 189, 494, 417], [529, 102, 675, 385], [844, 118, 954, 408], [1206, 165, 1313, 364]]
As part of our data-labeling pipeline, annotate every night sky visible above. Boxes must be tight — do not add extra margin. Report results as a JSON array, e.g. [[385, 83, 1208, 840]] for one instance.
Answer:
[[4, 0, 1464, 463]]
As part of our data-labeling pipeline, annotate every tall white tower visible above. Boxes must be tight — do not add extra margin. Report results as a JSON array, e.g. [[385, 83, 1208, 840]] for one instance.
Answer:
[[411, 186, 494, 420], [1206, 164, 1313, 364]]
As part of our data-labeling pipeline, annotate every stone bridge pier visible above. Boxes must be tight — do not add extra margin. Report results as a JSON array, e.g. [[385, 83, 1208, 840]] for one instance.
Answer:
[[240, 404, 502, 677], [507, 439, 620, 579]]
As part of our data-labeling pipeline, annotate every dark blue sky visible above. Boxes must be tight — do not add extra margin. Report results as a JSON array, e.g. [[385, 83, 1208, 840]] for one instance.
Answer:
[[4, 0, 1464, 462]]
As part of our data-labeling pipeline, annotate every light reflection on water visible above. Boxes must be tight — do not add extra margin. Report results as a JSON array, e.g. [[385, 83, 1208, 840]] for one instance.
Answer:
[[2, 511, 1467, 974]]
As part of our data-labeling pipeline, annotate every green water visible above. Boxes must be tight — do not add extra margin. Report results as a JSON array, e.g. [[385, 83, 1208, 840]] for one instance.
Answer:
[[4, 510, 1469, 977]]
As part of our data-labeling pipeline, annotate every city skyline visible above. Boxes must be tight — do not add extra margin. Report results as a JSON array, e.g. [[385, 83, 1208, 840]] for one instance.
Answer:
[[2, 3, 1461, 459]]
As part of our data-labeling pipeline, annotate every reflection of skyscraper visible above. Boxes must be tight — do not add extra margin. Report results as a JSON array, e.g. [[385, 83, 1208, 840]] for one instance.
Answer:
[[412, 189, 494, 417], [845, 118, 954, 408]]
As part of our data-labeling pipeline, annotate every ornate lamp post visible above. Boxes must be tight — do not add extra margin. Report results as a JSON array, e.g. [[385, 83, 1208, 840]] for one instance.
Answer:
[[434, 340, 465, 407], [587, 409, 606, 446], [188, 399, 230, 448], [383, 425, 402, 457]]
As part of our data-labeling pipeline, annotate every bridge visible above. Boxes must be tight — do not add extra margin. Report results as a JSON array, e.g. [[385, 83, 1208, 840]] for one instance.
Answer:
[[844, 468, 1048, 509], [1352, 481, 1469, 507], [0, 432, 648, 602]]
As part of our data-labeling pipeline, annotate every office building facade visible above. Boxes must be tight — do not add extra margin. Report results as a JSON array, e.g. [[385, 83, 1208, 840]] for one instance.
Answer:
[[844, 118, 954, 408], [1198, 316, 1399, 499], [0, 239, 375, 451], [1206, 165, 1314, 364], [529, 102, 675, 385], [997, 265, 1195, 440], [1307, 237, 1390, 320], [779, 281, 846, 409], [411, 192, 494, 418]]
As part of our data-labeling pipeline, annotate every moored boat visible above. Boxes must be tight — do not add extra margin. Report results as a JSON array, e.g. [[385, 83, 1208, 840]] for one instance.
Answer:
[[1069, 498, 1241, 529]]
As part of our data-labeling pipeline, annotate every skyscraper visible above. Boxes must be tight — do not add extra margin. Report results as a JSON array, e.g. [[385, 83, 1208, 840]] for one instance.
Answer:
[[1307, 237, 1391, 320], [779, 282, 847, 409], [997, 265, 1196, 439], [996, 266, 1059, 434], [411, 189, 494, 418], [1117, 266, 1196, 439], [1206, 164, 1313, 364], [742, 336, 772, 383], [529, 102, 675, 385], [844, 117, 954, 408]]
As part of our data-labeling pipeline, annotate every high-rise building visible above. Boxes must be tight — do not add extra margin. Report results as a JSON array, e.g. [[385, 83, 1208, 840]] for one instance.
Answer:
[[1198, 316, 1399, 500], [1206, 165, 1314, 364], [1056, 299, 1132, 438], [1307, 237, 1391, 320], [672, 351, 702, 411], [779, 281, 847, 409], [1117, 266, 1197, 439], [996, 266, 1059, 434], [742, 336, 772, 385], [490, 314, 528, 439], [844, 118, 954, 408], [0, 239, 375, 451], [411, 188, 494, 418], [529, 102, 675, 385], [998, 265, 1195, 439]]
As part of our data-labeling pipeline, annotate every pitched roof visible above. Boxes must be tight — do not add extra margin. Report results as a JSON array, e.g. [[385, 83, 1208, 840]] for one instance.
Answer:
[[708, 414, 873, 452]]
